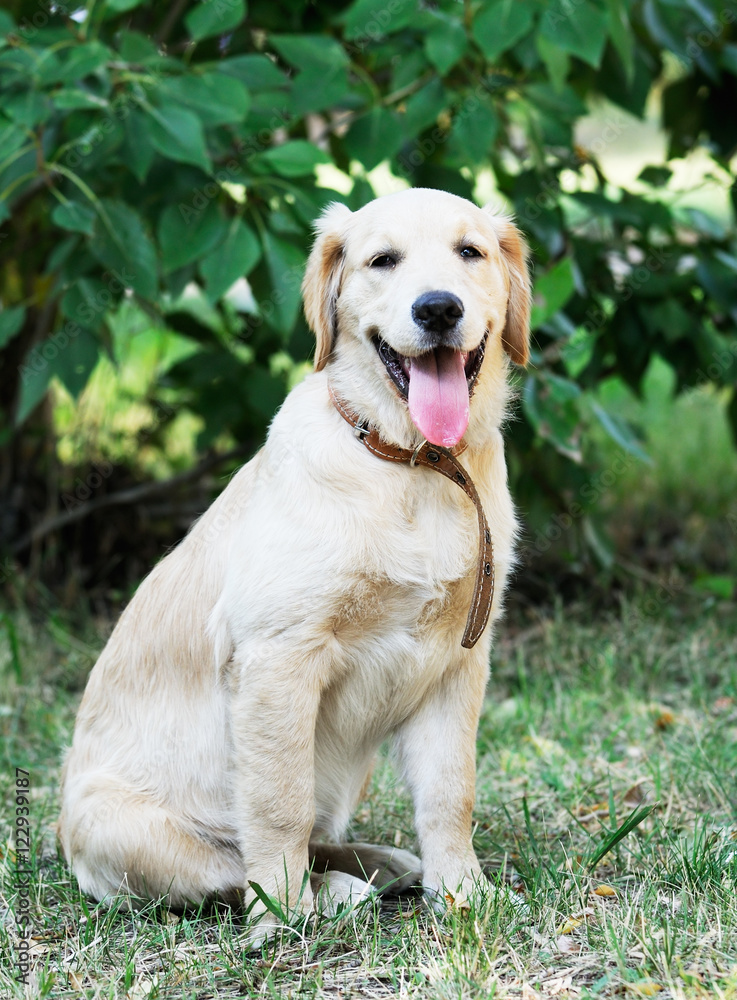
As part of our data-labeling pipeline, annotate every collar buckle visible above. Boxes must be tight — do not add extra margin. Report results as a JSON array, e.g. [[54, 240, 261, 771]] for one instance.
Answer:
[[410, 440, 428, 467]]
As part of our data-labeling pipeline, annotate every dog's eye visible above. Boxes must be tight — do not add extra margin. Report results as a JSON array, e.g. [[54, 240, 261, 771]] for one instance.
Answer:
[[459, 246, 483, 259], [369, 254, 396, 269]]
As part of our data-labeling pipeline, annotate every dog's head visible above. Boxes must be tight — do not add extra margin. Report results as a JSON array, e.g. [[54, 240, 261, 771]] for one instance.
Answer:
[[302, 188, 530, 449]]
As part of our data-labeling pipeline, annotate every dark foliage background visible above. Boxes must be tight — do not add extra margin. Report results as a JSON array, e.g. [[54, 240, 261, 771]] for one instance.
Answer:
[[0, 0, 735, 605]]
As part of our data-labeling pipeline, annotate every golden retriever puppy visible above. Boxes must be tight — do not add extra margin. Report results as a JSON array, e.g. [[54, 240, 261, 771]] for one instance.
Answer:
[[58, 187, 530, 939]]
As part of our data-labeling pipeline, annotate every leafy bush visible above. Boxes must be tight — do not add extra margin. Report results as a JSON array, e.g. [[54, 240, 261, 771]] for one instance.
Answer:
[[1, 0, 736, 584]]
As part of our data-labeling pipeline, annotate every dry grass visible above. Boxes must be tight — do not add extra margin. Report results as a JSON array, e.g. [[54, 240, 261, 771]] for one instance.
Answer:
[[1, 594, 736, 999]]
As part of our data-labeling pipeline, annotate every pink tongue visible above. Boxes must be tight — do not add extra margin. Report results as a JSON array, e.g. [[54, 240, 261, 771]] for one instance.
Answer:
[[407, 347, 469, 448]]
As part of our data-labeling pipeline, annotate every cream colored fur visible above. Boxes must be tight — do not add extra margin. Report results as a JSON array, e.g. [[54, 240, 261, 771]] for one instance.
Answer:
[[58, 187, 530, 940]]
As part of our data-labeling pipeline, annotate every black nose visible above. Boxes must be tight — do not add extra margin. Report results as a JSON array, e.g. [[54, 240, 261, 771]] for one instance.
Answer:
[[412, 291, 464, 335]]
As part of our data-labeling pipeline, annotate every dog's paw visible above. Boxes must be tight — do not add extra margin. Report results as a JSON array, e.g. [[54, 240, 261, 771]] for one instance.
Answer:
[[312, 870, 376, 917], [243, 882, 314, 951], [422, 870, 485, 913]]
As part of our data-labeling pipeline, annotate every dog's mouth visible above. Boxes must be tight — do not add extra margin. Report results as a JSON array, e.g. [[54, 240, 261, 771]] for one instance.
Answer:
[[373, 333, 487, 448]]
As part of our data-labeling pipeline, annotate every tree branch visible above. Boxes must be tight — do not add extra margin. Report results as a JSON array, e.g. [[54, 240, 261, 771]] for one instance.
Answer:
[[11, 445, 251, 555]]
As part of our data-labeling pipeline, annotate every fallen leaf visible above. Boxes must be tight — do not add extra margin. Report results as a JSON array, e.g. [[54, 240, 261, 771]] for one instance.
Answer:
[[577, 800, 609, 816], [557, 915, 584, 934], [67, 970, 84, 991], [622, 781, 647, 805], [629, 981, 662, 996], [594, 884, 617, 897], [556, 935, 584, 953], [653, 708, 674, 730]]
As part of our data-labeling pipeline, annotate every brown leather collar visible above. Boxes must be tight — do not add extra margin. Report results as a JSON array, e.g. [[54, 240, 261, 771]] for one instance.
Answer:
[[329, 386, 494, 649]]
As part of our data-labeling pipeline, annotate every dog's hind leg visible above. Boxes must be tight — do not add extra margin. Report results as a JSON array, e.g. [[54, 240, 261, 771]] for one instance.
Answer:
[[309, 842, 422, 895], [59, 776, 244, 908]]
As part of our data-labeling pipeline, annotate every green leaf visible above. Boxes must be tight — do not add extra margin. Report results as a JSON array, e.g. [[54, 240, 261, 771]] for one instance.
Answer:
[[242, 365, 286, 419], [539, 1, 610, 69], [531, 258, 576, 329], [200, 219, 261, 301], [51, 41, 112, 83], [52, 88, 110, 111], [259, 140, 330, 177], [270, 34, 349, 72], [216, 54, 287, 89], [0, 306, 25, 349], [607, 0, 634, 81], [590, 401, 650, 462], [721, 43, 737, 76], [143, 104, 211, 173], [118, 30, 160, 63], [153, 73, 250, 127], [60, 278, 113, 331], [259, 230, 304, 337], [288, 66, 352, 116], [402, 78, 447, 136], [106, 0, 146, 10], [536, 33, 570, 93], [523, 372, 583, 462], [4, 91, 50, 127], [185, 0, 246, 42], [50, 327, 100, 398], [122, 108, 155, 183], [694, 575, 736, 600], [472, 1, 534, 62], [425, 20, 467, 75], [15, 360, 52, 427], [270, 34, 351, 115], [446, 99, 498, 165], [0, 121, 27, 161], [158, 201, 228, 274], [638, 300, 691, 343], [340, 0, 418, 42], [344, 107, 404, 172], [90, 199, 158, 300], [52, 201, 96, 236], [638, 165, 672, 187]]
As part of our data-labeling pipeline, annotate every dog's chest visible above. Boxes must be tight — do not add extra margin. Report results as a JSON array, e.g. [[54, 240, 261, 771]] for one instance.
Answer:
[[325, 487, 477, 692]]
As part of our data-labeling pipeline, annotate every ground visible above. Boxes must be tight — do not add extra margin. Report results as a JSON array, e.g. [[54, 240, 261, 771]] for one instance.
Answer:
[[1, 593, 736, 999]]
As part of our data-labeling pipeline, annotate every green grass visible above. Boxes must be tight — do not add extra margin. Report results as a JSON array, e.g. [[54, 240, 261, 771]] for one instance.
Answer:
[[2, 595, 736, 999]]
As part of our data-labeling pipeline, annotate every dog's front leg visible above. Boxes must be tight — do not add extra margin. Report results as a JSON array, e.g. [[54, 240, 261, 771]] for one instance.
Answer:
[[229, 647, 322, 928], [394, 653, 489, 906]]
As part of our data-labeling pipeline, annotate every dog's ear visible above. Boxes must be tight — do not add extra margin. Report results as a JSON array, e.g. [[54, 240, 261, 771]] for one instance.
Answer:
[[483, 205, 531, 367], [302, 202, 352, 371]]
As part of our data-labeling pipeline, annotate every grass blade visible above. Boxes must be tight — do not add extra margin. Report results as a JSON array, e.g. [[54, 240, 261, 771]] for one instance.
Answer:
[[586, 803, 657, 870]]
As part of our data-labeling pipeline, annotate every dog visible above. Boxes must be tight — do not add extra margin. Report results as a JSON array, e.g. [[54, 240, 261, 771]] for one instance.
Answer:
[[58, 187, 530, 940]]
